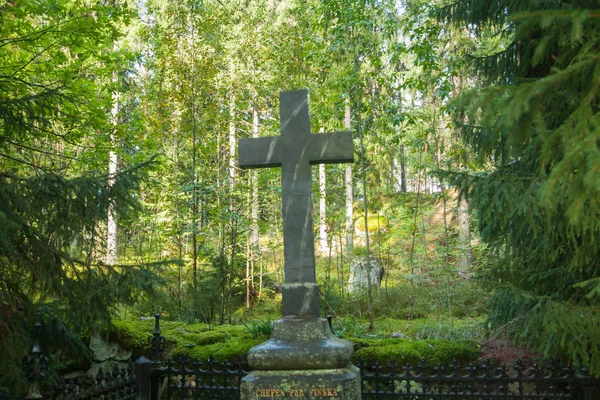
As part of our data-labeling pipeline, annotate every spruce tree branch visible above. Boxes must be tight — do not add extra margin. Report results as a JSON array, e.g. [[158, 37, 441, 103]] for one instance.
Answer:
[[467, 42, 516, 61], [511, 10, 600, 21], [0, 152, 48, 172], [3, 138, 78, 161]]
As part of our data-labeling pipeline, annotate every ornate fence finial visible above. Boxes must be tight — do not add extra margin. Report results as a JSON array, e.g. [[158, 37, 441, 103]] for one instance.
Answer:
[[24, 323, 48, 400], [148, 314, 165, 367]]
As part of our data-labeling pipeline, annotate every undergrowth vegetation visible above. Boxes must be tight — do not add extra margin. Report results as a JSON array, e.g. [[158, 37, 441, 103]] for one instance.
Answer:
[[110, 316, 482, 365]]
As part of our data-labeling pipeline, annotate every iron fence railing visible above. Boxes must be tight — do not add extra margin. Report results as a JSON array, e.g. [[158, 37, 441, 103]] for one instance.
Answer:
[[53, 362, 136, 400], [5, 315, 599, 400], [358, 358, 594, 400], [147, 357, 249, 400]]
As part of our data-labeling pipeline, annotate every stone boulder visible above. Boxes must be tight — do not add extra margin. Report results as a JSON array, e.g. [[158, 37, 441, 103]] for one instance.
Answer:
[[347, 256, 384, 293], [89, 332, 132, 362]]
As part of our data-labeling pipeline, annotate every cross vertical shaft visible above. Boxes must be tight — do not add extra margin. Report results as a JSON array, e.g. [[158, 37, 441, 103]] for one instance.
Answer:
[[238, 89, 353, 318]]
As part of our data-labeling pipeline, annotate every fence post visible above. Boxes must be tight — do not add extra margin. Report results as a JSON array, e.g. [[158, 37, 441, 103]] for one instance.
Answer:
[[135, 356, 152, 400], [148, 314, 165, 367], [23, 323, 48, 400], [327, 315, 333, 333], [580, 380, 599, 400]]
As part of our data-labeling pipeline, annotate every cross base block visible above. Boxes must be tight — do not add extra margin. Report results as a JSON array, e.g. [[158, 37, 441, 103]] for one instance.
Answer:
[[282, 282, 320, 318], [241, 365, 361, 399], [247, 318, 353, 370]]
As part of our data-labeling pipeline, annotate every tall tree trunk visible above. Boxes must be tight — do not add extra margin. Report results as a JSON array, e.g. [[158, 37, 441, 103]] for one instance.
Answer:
[[259, 259, 263, 300], [191, 49, 198, 290], [458, 196, 470, 278], [432, 109, 453, 328], [408, 165, 422, 319], [246, 237, 251, 309], [344, 99, 353, 258], [319, 160, 328, 255], [106, 74, 118, 266], [354, 58, 374, 331], [250, 94, 260, 305], [228, 61, 237, 190], [453, 71, 470, 279], [400, 144, 407, 192]]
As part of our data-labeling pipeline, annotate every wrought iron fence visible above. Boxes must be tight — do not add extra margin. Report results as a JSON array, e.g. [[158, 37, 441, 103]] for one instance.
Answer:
[[358, 358, 596, 400], [5, 323, 137, 400], [139, 357, 596, 400], [53, 362, 136, 400], [7, 315, 599, 400], [146, 357, 249, 400]]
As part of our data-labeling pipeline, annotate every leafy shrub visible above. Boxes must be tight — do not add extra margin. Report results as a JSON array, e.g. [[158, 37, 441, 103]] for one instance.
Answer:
[[243, 320, 273, 336]]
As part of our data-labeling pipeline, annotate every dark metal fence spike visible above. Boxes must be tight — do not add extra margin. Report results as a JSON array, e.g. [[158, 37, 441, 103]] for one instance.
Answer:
[[24, 323, 47, 400], [148, 314, 166, 367]]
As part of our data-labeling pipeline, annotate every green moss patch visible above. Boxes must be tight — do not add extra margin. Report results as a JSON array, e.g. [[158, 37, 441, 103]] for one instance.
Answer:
[[351, 338, 480, 365], [110, 319, 480, 366], [110, 318, 268, 362]]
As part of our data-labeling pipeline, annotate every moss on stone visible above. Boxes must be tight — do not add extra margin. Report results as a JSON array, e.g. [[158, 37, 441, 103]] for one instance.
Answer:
[[109, 319, 479, 366], [172, 332, 267, 361], [352, 337, 480, 365], [110, 318, 267, 362]]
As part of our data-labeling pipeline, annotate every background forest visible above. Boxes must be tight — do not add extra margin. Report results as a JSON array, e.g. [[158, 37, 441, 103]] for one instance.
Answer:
[[1, 0, 599, 392]]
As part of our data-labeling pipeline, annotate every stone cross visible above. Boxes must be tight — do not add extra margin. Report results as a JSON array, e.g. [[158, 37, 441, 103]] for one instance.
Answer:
[[238, 89, 353, 318]]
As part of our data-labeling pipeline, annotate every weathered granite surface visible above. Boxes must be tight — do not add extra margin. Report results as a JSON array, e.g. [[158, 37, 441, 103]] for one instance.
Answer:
[[238, 89, 353, 318], [247, 318, 353, 371], [241, 365, 360, 400], [238, 90, 360, 399], [347, 257, 384, 293]]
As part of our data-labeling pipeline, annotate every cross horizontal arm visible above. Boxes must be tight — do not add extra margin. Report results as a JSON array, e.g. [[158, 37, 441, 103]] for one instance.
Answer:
[[309, 131, 354, 164], [238, 136, 281, 169]]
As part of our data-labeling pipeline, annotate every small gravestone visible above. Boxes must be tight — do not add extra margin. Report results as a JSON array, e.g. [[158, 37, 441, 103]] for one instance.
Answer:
[[238, 90, 360, 399], [347, 257, 384, 293]]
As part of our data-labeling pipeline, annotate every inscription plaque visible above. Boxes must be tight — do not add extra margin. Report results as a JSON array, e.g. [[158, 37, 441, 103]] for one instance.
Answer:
[[255, 387, 339, 398]]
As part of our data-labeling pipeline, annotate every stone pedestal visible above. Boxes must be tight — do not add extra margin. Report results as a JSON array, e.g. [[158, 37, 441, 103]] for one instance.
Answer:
[[241, 318, 361, 399], [241, 365, 360, 399]]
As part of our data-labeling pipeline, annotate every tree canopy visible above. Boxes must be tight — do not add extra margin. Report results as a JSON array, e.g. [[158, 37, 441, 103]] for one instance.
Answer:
[[439, 0, 600, 373], [1, 0, 599, 391]]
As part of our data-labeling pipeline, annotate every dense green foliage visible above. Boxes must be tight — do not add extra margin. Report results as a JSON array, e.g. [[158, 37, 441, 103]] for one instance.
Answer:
[[2, 0, 599, 392], [439, 0, 600, 374], [0, 0, 159, 391]]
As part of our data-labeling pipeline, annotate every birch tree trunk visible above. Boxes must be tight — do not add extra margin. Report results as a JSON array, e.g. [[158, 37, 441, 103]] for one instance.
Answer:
[[344, 100, 353, 257], [106, 75, 118, 266], [319, 128, 328, 255], [228, 62, 237, 190], [250, 93, 260, 303]]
